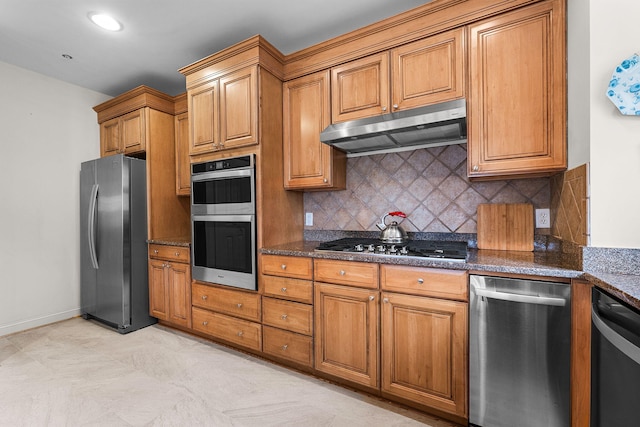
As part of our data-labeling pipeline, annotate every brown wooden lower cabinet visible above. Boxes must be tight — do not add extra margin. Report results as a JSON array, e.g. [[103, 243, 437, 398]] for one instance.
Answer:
[[263, 326, 313, 366], [148, 244, 191, 328], [192, 306, 262, 351], [381, 291, 468, 419], [314, 282, 379, 389]]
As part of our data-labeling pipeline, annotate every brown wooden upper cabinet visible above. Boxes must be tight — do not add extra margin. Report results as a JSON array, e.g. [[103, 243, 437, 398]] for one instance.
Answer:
[[100, 108, 146, 157], [283, 70, 346, 191], [467, 0, 566, 179], [173, 93, 190, 197], [187, 65, 258, 156], [331, 28, 465, 124]]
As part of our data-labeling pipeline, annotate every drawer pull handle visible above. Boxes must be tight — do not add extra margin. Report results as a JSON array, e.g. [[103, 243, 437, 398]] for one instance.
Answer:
[[369, 296, 375, 301], [175, 252, 180, 256], [281, 264, 287, 270], [281, 287, 287, 293], [281, 344, 288, 351], [202, 321, 208, 326], [236, 303, 243, 308], [281, 314, 288, 320], [383, 298, 389, 303], [340, 270, 346, 276], [201, 295, 208, 300], [237, 331, 244, 337], [417, 278, 424, 284], [473, 165, 479, 172], [153, 249, 159, 254]]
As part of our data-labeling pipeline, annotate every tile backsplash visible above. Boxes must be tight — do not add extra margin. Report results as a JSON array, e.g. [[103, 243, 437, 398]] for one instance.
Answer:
[[304, 144, 550, 233], [550, 163, 589, 246]]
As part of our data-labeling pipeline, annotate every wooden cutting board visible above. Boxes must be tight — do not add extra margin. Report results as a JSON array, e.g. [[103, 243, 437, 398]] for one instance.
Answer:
[[477, 203, 534, 251]]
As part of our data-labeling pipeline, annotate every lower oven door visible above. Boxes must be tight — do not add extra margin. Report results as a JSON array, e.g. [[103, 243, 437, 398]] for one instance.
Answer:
[[191, 214, 256, 291]]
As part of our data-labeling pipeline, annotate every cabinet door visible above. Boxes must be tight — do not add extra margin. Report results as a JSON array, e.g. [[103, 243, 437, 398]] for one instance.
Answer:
[[174, 111, 190, 196], [467, 0, 566, 178], [167, 262, 191, 328], [219, 66, 257, 150], [331, 52, 390, 123], [381, 292, 468, 418], [188, 79, 219, 155], [121, 108, 146, 155], [148, 259, 168, 320], [314, 282, 379, 388], [391, 28, 465, 111], [100, 116, 121, 157], [283, 71, 345, 190]]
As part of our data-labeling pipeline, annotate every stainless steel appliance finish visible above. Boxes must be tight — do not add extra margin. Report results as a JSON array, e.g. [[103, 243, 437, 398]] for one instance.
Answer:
[[319, 98, 467, 156], [315, 238, 467, 262], [591, 288, 640, 427], [80, 154, 156, 333], [469, 275, 571, 427], [191, 155, 257, 291]]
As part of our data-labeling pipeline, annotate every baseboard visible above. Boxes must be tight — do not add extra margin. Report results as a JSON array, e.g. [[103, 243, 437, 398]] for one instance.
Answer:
[[0, 309, 81, 337]]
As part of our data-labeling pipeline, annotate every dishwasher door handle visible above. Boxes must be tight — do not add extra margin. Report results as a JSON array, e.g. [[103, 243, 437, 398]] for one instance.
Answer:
[[592, 306, 640, 365], [474, 288, 567, 306]]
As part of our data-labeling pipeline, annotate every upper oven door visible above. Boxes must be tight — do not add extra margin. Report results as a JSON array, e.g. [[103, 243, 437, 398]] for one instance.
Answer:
[[191, 168, 255, 215]]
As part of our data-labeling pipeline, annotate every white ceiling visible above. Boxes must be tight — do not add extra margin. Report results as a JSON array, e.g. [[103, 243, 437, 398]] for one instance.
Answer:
[[0, 0, 429, 97]]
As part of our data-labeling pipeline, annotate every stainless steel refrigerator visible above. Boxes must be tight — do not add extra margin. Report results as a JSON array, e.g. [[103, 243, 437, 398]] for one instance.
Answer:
[[80, 154, 156, 333]]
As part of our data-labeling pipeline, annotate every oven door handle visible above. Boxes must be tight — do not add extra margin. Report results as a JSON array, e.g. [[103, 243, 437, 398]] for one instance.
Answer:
[[474, 287, 566, 306], [592, 305, 640, 365], [191, 168, 253, 182]]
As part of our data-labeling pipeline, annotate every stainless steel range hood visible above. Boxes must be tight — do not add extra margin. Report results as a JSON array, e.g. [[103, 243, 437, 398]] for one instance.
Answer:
[[320, 98, 467, 157]]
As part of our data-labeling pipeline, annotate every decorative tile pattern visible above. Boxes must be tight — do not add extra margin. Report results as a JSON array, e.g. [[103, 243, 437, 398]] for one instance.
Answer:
[[304, 145, 551, 233], [550, 163, 589, 246]]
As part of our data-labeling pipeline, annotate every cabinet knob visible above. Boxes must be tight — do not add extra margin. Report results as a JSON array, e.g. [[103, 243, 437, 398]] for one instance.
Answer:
[[281, 264, 287, 270], [393, 104, 399, 109], [202, 321, 208, 326], [472, 165, 479, 172], [154, 249, 159, 254], [382, 106, 387, 112], [201, 295, 208, 300], [236, 303, 243, 308], [369, 296, 375, 301], [281, 314, 288, 320], [166, 263, 171, 269], [339, 270, 346, 276], [281, 287, 287, 293], [237, 331, 244, 337], [323, 178, 328, 183], [281, 344, 289, 351], [175, 252, 180, 256], [383, 298, 389, 304], [161, 263, 166, 268], [417, 278, 424, 284]]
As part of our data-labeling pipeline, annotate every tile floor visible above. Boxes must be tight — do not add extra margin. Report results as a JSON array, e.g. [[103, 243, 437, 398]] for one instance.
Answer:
[[0, 318, 459, 426]]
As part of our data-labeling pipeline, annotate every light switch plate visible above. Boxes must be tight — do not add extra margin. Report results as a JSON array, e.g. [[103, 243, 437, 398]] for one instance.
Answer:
[[535, 208, 551, 228]]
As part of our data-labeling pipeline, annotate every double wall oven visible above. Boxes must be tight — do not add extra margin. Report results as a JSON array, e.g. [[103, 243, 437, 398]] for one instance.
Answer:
[[191, 154, 257, 291]]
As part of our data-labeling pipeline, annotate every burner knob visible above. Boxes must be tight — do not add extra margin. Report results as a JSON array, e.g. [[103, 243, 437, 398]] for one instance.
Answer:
[[400, 246, 409, 255], [376, 245, 386, 253], [389, 245, 397, 254], [354, 244, 364, 252], [367, 244, 375, 252]]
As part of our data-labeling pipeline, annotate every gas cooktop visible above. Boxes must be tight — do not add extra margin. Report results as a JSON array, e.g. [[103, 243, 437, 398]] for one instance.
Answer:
[[314, 238, 468, 262]]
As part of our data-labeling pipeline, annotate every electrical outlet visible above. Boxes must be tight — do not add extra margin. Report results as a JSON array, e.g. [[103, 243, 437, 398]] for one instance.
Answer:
[[535, 208, 551, 228], [305, 212, 313, 226]]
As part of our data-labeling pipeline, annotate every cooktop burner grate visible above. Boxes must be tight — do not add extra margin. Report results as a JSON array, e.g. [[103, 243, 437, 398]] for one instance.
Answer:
[[314, 238, 468, 261]]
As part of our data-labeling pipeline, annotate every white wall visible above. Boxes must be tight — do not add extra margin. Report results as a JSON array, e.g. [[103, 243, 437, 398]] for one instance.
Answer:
[[568, 0, 640, 249], [0, 61, 110, 336]]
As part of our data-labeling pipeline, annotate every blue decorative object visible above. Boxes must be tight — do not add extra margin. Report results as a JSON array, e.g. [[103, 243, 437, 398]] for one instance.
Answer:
[[607, 53, 640, 115]]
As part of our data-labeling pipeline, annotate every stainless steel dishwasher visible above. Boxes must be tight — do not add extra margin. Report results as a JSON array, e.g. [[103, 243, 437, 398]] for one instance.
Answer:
[[591, 287, 640, 427], [469, 275, 571, 427]]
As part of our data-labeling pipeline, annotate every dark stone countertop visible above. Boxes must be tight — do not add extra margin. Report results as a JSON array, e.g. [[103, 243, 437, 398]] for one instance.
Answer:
[[261, 240, 640, 310], [148, 237, 191, 247]]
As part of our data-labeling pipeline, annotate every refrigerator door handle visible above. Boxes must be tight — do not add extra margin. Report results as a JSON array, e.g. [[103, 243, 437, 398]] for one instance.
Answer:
[[474, 287, 567, 306], [87, 184, 99, 269]]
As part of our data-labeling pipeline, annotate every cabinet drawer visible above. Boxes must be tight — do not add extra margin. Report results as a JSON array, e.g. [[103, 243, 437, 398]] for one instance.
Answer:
[[262, 275, 313, 303], [380, 265, 467, 301], [314, 259, 379, 289], [262, 297, 313, 336], [192, 282, 261, 322], [263, 326, 313, 367], [261, 255, 312, 280], [192, 307, 261, 351], [149, 244, 190, 263]]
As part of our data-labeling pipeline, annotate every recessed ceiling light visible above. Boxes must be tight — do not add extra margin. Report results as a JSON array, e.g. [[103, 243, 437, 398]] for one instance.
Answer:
[[88, 12, 122, 31]]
